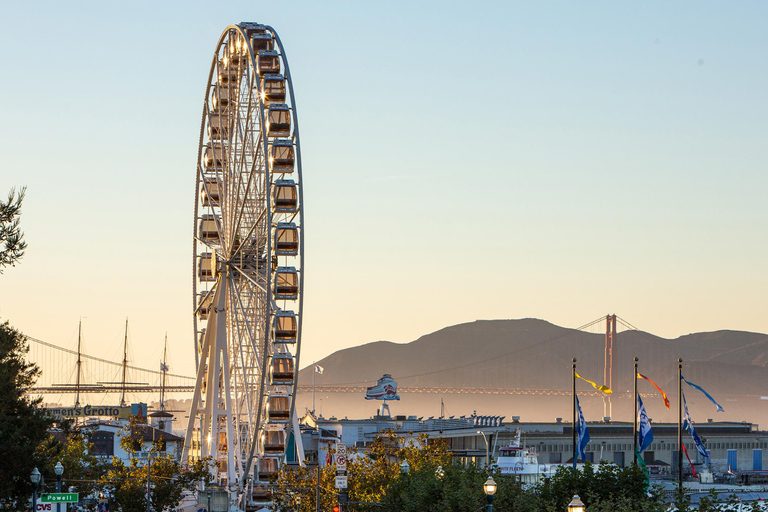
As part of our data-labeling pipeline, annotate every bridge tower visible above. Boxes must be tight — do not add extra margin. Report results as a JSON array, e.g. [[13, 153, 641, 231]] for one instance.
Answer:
[[604, 314, 616, 419]]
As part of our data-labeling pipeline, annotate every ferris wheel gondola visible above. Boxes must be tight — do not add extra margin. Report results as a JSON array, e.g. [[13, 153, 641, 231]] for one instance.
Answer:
[[182, 22, 305, 508]]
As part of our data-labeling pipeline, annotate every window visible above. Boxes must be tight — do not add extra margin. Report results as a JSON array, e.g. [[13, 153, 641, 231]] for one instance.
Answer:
[[91, 431, 114, 457], [549, 453, 562, 464]]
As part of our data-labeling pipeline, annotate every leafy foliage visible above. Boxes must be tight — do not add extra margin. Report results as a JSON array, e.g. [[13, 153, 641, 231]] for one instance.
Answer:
[[272, 432, 677, 512], [35, 423, 108, 499], [0, 320, 53, 505], [0, 187, 27, 272], [101, 439, 212, 512]]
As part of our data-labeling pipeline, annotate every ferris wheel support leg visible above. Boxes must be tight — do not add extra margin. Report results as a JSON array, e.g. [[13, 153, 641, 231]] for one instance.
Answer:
[[182, 330, 213, 463], [219, 308, 238, 496], [291, 407, 306, 466]]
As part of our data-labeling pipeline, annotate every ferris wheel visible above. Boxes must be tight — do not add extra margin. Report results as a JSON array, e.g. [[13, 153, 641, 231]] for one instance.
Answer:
[[182, 22, 304, 506]]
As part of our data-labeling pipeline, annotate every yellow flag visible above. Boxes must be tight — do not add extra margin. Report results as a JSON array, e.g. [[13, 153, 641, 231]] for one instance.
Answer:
[[575, 372, 612, 394]]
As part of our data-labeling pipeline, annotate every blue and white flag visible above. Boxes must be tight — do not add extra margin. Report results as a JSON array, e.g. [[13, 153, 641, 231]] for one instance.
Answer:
[[160, 362, 169, 372], [683, 392, 710, 462], [637, 393, 654, 452], [574, 395, 590, 468], [681, 374, 724, 412]]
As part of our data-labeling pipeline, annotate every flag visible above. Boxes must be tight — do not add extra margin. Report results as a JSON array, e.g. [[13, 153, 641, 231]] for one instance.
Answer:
[[160, 362, 169, 372], [314, 364, 324, 374], [635, 447, 650, 488], [574, 395, 590, 468], [681, 374, 724, 412], [638, 373, 670, 409], [683, 392, 710, 462], [681, 444, 698, 479], [637, 394, 653, 452], [575, 372, 612, 394]]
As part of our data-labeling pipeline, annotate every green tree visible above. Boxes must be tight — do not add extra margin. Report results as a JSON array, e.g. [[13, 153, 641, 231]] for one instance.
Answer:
[[0, 186, 27, 272], [102, 439, 211, 512], [0, 320, 53, 506], [35, 423, 107, 500], [537, 462, 665, 512]]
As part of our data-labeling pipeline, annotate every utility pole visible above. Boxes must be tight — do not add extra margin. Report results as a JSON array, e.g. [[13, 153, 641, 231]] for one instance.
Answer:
[[120, 318, 129, 407]]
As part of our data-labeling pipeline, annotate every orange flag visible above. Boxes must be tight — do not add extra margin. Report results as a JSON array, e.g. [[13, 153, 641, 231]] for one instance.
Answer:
[[638, 373, 671, 409]]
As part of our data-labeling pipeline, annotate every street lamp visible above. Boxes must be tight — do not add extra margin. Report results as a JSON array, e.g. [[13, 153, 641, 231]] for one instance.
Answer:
[[478, 430, 490, 469], [54, 462, 64, 512], [567, 494, 585, 512], [400, 460, 410, 475], [30, 468, 41, 512], [435, 465, 445, 480], [483, 476, 497, 512]]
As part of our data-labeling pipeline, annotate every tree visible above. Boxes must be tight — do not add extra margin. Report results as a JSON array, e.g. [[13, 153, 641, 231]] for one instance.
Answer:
[[102, 437, 212, 512], [35, 423, 108, 500], [0, 321, 53, 505], [0, 187, 27, 273]]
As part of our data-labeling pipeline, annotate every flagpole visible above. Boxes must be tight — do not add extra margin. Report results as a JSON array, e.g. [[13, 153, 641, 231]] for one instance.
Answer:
[[572, 358, 577, 466], [633, 357, 638, 466], [678, 358, 683, 496]]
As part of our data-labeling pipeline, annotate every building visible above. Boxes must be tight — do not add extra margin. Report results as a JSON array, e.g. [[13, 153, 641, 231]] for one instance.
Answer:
[[301, 411, 768, 478]]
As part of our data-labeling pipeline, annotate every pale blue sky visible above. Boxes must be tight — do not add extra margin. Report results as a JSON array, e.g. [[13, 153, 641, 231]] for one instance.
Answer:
[[1, 1, 767, 376]]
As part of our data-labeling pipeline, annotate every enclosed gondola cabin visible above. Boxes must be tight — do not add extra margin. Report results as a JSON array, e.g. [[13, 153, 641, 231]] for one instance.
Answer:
[[262, 429, 286, 454], [273, 311, 297, 343], [251, 484, 272, 502], [198, 253, 215, 281], [211, 84, 233, 113], [258, 457, 278, 478], [261, 74, 286, 105], [270, 355, 295, 385], [266, 395, 290, 422], [204, 144, 226, 173], [200, 177, 221, 207], [208, 114, 229, 140], [274, 267, 298, 300], [270, 140, 295, 173], [273, 179, 298, 212], [256, 50, 280, 76], [266, 104, 291, 138], [197, 292, 214, 320], [198, 214, 220, 242], [251, 33, 274, 53], [275, 223, 299, 256]]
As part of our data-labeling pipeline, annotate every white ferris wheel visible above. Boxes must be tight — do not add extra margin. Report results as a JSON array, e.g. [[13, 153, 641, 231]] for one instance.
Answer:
[[182, 22, 305, 506]]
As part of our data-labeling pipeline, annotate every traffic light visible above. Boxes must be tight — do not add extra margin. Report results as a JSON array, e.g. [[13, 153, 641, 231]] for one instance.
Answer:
[[333, 506, 340, 512]]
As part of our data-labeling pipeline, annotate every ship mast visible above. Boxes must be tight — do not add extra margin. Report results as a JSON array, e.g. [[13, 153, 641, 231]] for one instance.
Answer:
[[160, 333, 168, 412], [74, 319, 83, 409], [120, 318, 128, 407]]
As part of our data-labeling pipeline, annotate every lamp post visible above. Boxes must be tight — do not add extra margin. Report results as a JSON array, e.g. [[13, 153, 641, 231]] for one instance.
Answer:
[[483, 476, 496, 512], [31, 467, 41, 512], [54, 462, 64, 512], [435, 465, 445, 480], [478, 430, 490, 469], [400, 460, 410, 475], [567, 494, 585, 512]]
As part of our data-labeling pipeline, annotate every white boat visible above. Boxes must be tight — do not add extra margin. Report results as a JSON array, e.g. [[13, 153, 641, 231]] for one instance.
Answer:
[[365, 374, 400, 400], [494, 431, 561, 484]]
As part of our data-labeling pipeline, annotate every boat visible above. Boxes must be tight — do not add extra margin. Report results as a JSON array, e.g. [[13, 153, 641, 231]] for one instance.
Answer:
[[494, 431, 560, 484], [365, 374, 400, 400]]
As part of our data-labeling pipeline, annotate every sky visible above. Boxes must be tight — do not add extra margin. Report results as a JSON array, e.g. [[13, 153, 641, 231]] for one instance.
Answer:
[[1, 1, 767, 379]]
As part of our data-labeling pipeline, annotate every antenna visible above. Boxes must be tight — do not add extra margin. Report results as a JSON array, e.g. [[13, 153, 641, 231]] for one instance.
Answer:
[[120, 318, 128, 408]]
